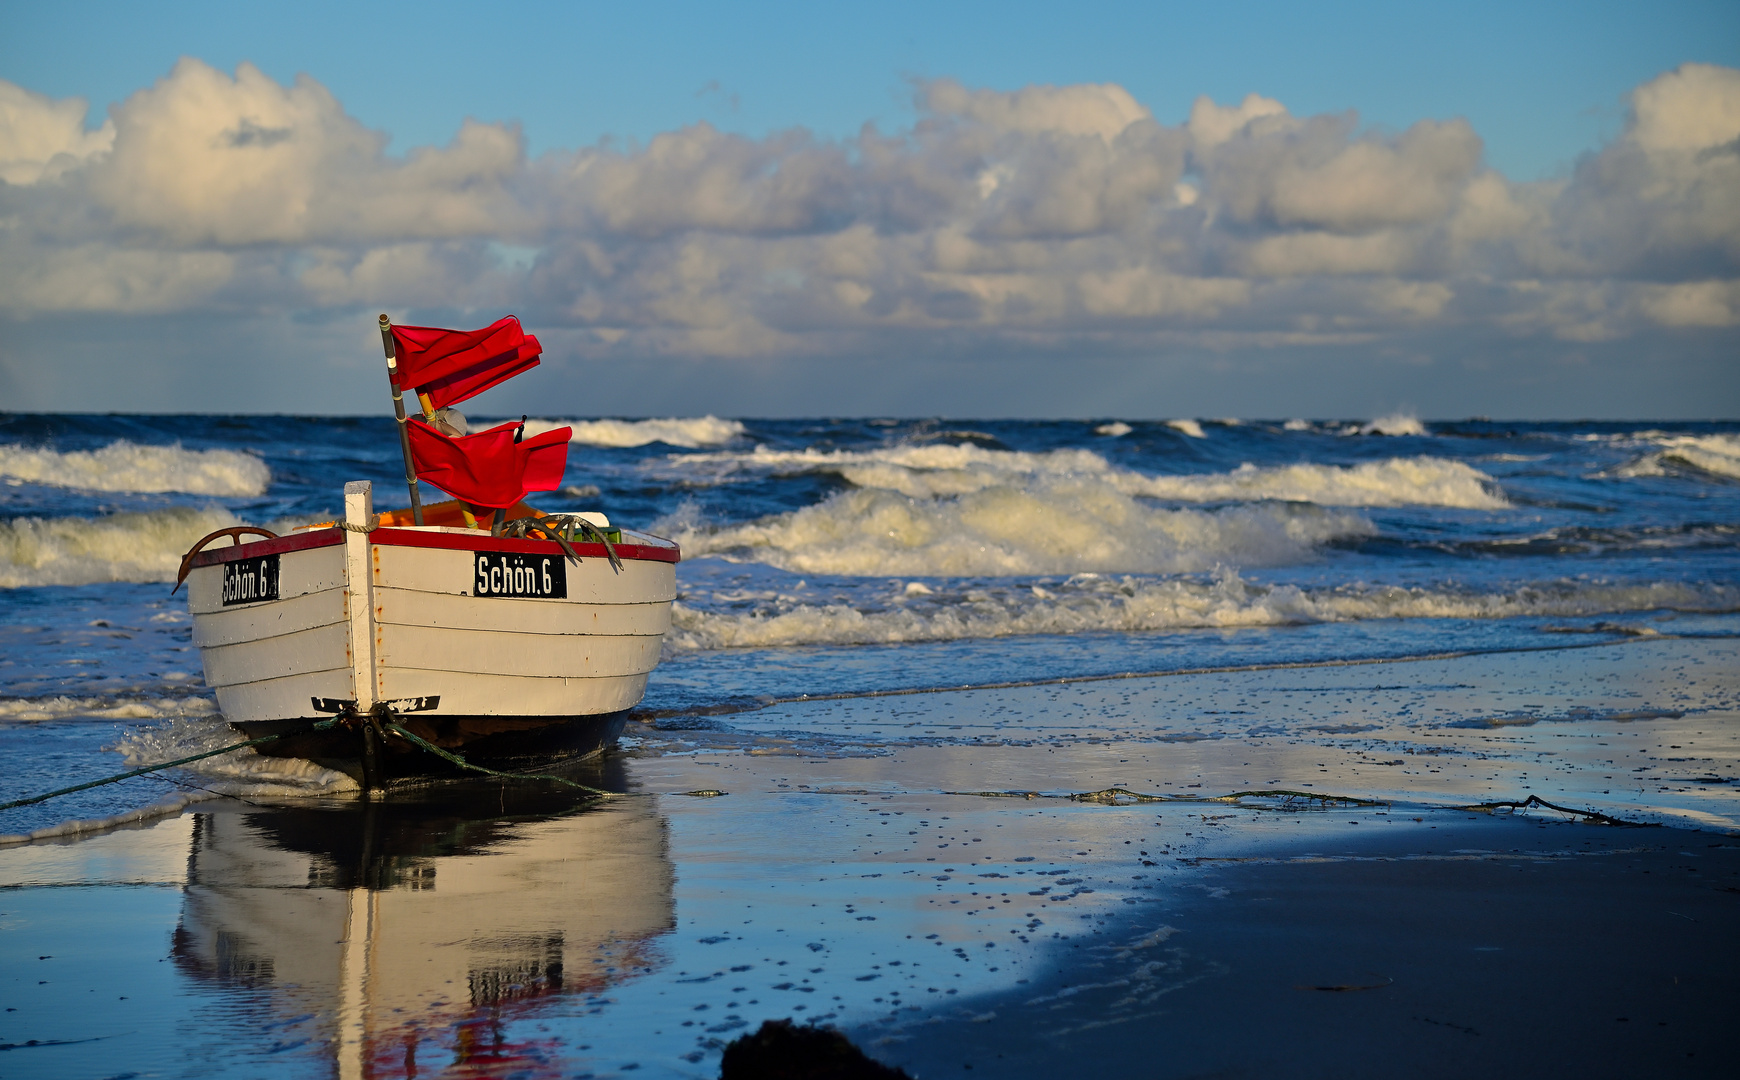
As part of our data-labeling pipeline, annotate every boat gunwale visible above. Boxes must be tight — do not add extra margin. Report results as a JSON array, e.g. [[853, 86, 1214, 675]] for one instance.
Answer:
[[187, 526, 681, 569]]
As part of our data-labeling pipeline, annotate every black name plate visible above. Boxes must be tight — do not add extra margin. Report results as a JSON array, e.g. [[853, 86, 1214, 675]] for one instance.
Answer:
[[475, 552, 566, 599], [222, 553, 280, 605]]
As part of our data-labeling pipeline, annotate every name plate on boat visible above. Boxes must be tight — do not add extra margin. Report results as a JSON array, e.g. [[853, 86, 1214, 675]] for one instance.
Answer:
[[221, 554, 280, 605], [474, 551, 567, 599]]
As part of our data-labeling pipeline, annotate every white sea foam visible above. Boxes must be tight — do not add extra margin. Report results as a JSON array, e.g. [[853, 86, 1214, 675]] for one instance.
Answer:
[[0, 506, 244, 587], [1283, 419, 1312, 431], [668, 573, 1740, 650], [0, 694, 217, 722], [113, 716, 357, 795], [674, 443, 1505, 509], [1095, 422, 1132, 437], [0, 441, 269, 496], [1166, 419, 1206, 438], [522, 416, 745, 448], [1127, 458, 1506, 508], [1615, 433, 1740, 481], [1358, 413, 1427, 436], [0, 791, 219, 847], [668, 483, 1372, 576]]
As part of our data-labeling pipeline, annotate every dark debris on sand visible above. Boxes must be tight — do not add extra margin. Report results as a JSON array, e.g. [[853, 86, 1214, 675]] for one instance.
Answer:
[[720, 1018, 913, 1079]]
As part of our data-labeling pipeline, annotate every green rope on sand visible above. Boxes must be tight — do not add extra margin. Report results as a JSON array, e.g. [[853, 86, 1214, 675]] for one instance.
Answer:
[[942, 786, 1386, 807], [0, 715, 726, 817], [944, 785, 1650, 824], [1209, 788, 1389, 807], [1458, 794, 1653, 827], [0, 719, 339, 813]]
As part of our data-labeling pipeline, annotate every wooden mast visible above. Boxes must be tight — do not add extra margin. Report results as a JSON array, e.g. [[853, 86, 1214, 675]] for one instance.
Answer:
[[378, 314, 425, 526]]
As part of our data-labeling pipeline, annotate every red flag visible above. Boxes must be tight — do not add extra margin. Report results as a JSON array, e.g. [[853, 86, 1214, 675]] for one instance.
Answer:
[[404, 419, 571, 509], [390, 316, 543, 409]]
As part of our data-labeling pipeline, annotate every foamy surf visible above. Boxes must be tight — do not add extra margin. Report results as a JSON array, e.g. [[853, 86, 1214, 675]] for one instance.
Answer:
[[1614, 433, 1740, 481], [1356, 413, 1427, 436], [667, 484, 1373, 576], [0, 506, 244, 587], [521, 415, 745, 448], [0, 440, 269, 496], [1123, 458, 1504, 508], [672, 443, 1506, 509], [113, 715, 357, 795], [0, 791, 219, 846], [0, 694, 218, 722], [667, 573, 1740, 650]]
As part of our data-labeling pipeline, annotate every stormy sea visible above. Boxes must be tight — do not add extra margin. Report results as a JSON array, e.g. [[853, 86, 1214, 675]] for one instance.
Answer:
[[2, 413, 1737, 1077]]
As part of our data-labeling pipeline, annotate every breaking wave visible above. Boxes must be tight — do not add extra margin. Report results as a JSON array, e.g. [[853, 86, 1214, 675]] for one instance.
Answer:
[[1125, 458, 1503, 508], [0, 694, 217, 722], [0, 441, 269, 496], [1357, 413, 1427, 436], [0, 506, 244, 587], [673, 444, 1506, 509], [522, 415, 745, 448], [113, 716, 356, 795], [668, 573, 1740, 650], [668, 483, 1373, 576], [1615, 433, 1740, 481]]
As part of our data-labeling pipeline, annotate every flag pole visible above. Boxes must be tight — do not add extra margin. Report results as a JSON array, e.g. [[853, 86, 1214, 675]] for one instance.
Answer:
[[379, 314, 425, 526]]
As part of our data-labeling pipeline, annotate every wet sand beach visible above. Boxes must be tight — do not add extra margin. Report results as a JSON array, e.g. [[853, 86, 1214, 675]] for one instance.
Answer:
[[877, 820, 1740, 1077], [2, 636, 1737, 1078]]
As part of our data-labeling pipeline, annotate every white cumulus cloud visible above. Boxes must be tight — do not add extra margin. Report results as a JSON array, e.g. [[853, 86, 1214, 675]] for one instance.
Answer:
[[0, 58, 1734, 374]]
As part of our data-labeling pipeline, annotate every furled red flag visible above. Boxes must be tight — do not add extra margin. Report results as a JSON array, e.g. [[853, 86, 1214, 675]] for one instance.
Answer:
[[404, 419, 572, 509], [390, 316, 543, 409]]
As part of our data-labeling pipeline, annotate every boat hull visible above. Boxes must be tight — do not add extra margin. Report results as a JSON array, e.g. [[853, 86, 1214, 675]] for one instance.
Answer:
[[231, 709, 631, 781], [183, 484, 678, 777]]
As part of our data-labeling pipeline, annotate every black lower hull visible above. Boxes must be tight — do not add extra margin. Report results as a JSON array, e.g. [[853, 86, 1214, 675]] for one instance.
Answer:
[[231, 711, 630, 783]]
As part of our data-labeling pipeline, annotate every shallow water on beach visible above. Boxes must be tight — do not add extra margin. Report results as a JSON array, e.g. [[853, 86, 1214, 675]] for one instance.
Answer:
[[3, 640, 1738, 1077], [3, 414, 1738, 823], [2, 414, 1738, 1075]]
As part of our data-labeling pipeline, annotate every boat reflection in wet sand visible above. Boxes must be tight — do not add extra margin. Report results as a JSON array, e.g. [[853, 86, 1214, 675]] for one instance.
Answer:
[[171, 773, 673, 1079]]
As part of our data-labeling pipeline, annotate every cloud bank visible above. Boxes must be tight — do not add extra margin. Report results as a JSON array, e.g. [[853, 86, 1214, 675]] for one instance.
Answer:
[[0, 59, 1736, 406]]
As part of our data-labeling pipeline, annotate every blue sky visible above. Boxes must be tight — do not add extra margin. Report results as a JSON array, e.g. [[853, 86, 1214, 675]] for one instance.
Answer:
[[7, 0, 1734, 177], [1, 0, 1737, 417]]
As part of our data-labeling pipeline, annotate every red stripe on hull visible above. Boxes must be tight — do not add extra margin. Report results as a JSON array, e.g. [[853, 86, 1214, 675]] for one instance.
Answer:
[[371, 528, 680, 563], [190, 526, 680, 568], [189, 529, 345, 567]]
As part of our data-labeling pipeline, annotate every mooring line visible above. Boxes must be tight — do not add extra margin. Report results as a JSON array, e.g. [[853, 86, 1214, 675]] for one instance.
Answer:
[[0, 714, 727, 820], [933, 785, 1652, 825], [0, 720, 339, 813]]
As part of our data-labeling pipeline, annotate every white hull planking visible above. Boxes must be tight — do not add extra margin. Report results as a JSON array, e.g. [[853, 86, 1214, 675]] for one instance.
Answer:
[[187, 484, 676, 725]]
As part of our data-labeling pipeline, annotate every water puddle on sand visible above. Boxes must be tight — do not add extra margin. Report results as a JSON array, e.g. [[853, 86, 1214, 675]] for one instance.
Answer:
[[0, 637, 1736, 1077]]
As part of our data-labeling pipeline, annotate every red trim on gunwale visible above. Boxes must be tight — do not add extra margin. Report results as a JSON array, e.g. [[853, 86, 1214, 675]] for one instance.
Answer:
[[188, 529, 344, 568], [189, 526, 681, 569], [372, 527, 681, 563]]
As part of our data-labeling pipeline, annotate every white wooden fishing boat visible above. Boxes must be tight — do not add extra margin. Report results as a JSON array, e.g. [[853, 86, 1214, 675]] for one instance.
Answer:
[[175, 313, 681, 785]]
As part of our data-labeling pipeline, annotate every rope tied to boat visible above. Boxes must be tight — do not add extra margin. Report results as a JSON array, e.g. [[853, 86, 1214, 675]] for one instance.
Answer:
[[500, 515, 623, 572], [339, 514, 381, 533], [0, 720, 341, 813], [0, 706, 726, 821]]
